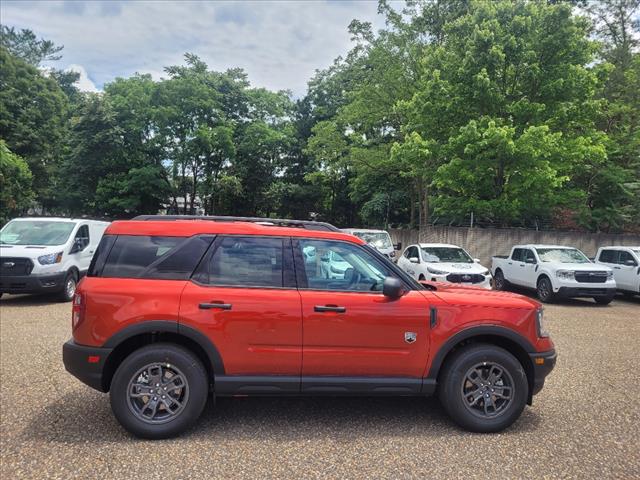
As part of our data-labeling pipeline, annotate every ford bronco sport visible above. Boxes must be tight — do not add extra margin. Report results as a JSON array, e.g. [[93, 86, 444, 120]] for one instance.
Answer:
[[63, 216, 556, 439]]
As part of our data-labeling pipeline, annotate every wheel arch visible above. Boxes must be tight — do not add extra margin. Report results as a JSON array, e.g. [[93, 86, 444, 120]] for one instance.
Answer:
[[426, 326, 536, 403], [101, 321, 224, 392]]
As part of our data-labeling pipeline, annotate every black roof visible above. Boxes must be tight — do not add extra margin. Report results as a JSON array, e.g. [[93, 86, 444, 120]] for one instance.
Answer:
[[132, 215, 340, 232]]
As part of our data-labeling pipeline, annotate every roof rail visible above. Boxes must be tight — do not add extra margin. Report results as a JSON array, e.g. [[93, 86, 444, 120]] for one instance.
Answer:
[[131, 215, 340, 232]]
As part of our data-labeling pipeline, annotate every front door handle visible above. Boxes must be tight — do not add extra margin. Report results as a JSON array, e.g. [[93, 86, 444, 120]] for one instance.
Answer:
[[314, 305, 346, 313], [199, 302, 232, 310]]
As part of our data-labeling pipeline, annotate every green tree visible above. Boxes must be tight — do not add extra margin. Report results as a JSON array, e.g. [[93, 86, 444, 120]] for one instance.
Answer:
[[0, 141, 34, 224]]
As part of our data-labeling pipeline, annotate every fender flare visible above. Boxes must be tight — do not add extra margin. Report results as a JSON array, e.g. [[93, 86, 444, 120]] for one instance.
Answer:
[[103, 320, 225, 374], [426, 325, 536, 379]]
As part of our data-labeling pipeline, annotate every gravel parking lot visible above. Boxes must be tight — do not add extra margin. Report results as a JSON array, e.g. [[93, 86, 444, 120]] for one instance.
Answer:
[[1, 293, 639, 479]]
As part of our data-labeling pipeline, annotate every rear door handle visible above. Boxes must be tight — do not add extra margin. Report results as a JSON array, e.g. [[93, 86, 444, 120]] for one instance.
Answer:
[[314, 305, 346, 313], [199, 302, 232, 310]]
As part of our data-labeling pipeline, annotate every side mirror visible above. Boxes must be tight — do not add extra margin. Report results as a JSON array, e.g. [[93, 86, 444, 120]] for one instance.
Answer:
[[525, 257, 536, 264], [625, 259, 637, 266], [409, 257, 419, 264], [394, 242, 402, 251], [383, 277, 405, 299], [474, 258, 481, 263]]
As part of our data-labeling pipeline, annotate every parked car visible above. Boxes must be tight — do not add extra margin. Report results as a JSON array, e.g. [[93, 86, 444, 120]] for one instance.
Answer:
[[340, 228, 400, 260], [595, 246, 640, 297], [64, 216, 555, 439], [397, 243, 491, 289], [0, 217, 109, 301], [492, 244, 616, 304]]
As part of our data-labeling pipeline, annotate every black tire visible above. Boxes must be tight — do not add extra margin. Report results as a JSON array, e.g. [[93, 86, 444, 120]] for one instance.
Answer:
[[536, 276, 555, 303], [57, 271, 77, 302], [110, 343, 208, 439], [493, 269, 507, 291], [594, 297, 613, 305], [438, 344, 528, 433], [419, 274, 426, 281]]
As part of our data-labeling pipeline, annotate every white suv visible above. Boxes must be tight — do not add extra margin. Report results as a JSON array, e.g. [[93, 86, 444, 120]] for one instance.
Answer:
[[397, 243, 492, 289], [0, 217, 109, 301]]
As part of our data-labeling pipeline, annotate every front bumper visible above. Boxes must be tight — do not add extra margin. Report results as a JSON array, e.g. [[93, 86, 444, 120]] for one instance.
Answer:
[[0, 271, 66, 294], [63, 340, 113, 392], [555, 286, 616, 299], [529, 349, 557, 396]]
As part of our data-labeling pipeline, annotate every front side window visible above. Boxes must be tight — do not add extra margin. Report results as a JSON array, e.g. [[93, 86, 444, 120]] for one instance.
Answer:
[[524, 249, 536, 263], [206, 236, 283, 288], [421, 246, 473, 263], [73, 225, 90, 251], [0, 220, 76, 246], [297, 239, 391, 292], [618, 251, 637, 266], [536, 248, 590, 264]]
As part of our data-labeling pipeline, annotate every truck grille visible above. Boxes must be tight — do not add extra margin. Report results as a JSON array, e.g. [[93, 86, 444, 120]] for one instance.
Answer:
[[446, 273, 485, 284], [575, 271, 608, 283], [0, 257, 34, 276]]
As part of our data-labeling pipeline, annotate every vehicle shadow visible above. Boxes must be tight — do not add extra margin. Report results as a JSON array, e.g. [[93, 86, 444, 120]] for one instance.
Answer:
[[23, 390, 543, 445], [0, 294, 63, 307]]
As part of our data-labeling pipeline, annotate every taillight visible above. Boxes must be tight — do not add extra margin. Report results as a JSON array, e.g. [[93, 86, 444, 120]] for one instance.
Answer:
[[72, 292, 85, 330]]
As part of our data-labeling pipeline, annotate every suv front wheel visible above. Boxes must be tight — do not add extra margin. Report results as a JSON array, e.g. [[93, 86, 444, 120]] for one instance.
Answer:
[[110, 343, 208, 439], [438, 344, 528, 432]]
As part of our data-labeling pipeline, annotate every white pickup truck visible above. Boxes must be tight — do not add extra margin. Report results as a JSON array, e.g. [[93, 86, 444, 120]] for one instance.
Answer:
[[491, 244, 616, 304], [594, 246, 640, 297]]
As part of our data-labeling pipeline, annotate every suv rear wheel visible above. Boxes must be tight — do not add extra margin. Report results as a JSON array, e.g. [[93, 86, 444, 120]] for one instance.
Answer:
[[110, 343, 208, 439], [438, 344, 528, 432]]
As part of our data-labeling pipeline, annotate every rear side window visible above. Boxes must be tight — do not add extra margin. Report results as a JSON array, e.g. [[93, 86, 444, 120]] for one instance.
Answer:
[[98, 235, 213, 279], [203, 236, 284, 288], [511, 249, 523, 261], [599, 249, 616, 263]]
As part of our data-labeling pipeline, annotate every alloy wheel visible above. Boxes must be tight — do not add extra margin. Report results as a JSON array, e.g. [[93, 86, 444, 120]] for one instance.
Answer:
[[460, 362, 514, 419], [127, 363, 189, 424]]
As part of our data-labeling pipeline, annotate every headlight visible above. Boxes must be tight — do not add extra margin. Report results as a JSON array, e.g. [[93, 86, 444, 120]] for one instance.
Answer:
[[606, 271, 613, 280], [536, 308, 549, 338], [427, 267, 448, 275], [556, 270, 574, 280], [37, 252, 63, 265], [481, 269, 490, 276]]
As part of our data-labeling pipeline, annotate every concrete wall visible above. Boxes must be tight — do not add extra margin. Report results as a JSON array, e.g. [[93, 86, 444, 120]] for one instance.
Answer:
[[389, 226, 640, 267]]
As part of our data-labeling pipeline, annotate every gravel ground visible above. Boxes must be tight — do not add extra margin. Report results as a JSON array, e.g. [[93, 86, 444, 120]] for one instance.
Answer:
[[1, 293, 639, 479]]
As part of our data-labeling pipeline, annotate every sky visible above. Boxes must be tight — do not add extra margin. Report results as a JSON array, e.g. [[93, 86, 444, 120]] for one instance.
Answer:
[[1, 0, 388, 97]]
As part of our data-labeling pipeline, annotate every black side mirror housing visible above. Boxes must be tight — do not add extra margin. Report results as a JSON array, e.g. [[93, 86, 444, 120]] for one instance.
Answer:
[[394, 242, 402, 251], [383, 277, 405, 299], [625, 259, 636, 266]]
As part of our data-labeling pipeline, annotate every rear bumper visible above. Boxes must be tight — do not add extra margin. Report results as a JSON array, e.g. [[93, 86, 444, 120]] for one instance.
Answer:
[[0, 272, 66, 294], [63, 340, 112, 392], [529, 349, 557, 396], [556, 286, 616, 299]]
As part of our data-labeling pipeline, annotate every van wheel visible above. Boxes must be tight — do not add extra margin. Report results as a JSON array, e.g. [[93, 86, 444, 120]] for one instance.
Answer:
[[438, 344, 528, 432], [110, 343, 208, 439], [536, 277, 555, 303], [493, 270, 507, 290], [58, 271, 77, 302]]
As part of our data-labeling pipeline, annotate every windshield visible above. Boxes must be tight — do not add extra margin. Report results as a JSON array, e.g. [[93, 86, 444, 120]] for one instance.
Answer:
[[536, 248, 590, 263], [0, 221, 76, 246], [421, 247, 473, 263], [351, 232, 393, 250]]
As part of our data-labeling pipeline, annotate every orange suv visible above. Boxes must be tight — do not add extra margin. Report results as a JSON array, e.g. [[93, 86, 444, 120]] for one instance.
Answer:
[[63, 216, 556, 439]]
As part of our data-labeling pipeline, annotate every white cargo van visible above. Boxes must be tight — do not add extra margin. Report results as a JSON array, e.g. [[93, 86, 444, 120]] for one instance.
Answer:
[[0, 217, 109, 301]]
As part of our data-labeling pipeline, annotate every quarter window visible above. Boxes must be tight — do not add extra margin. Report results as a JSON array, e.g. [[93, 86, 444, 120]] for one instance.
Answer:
[[297, 239, 392, 292]]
